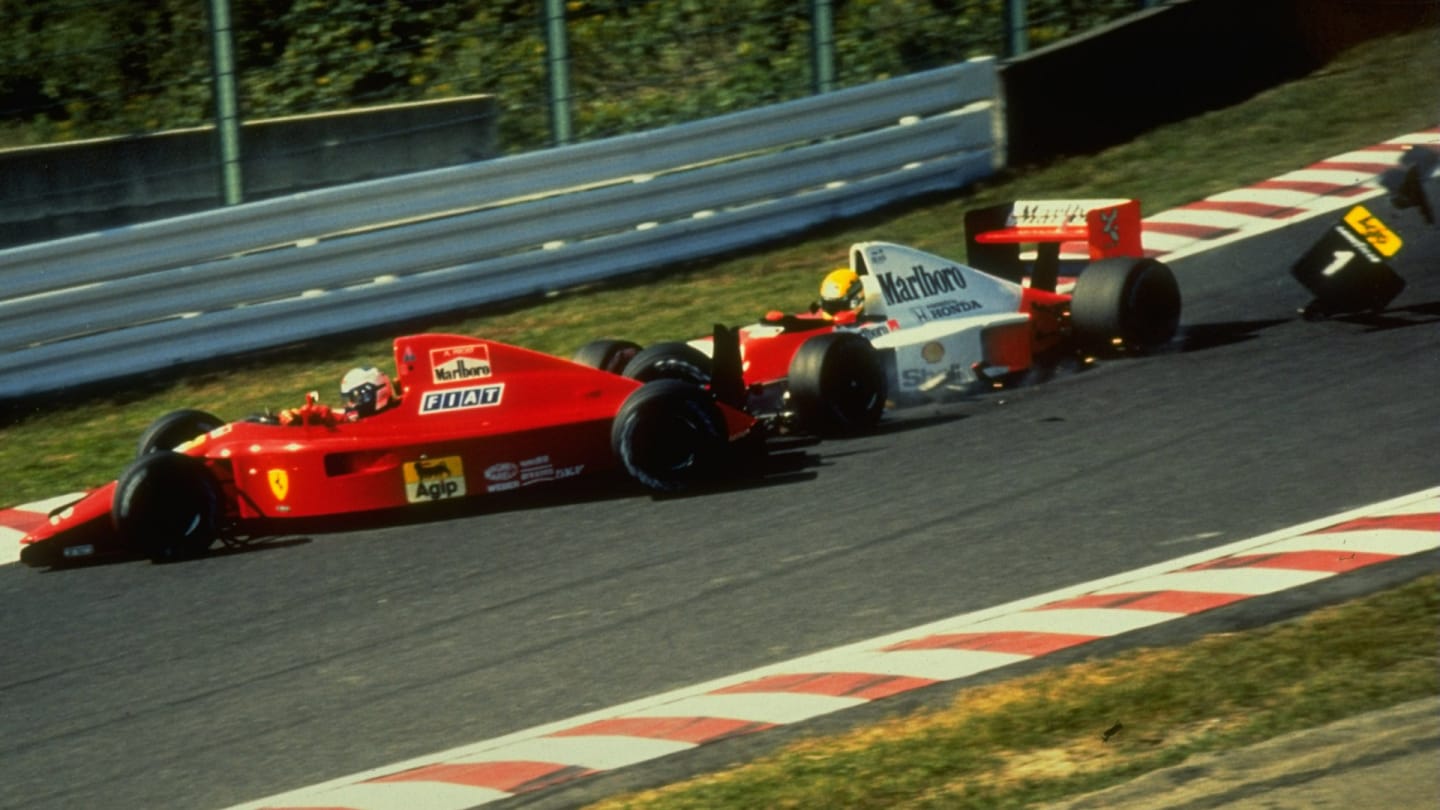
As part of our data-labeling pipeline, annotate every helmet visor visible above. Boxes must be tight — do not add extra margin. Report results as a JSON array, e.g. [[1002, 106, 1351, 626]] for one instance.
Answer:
[[344, 383, 378, 415]]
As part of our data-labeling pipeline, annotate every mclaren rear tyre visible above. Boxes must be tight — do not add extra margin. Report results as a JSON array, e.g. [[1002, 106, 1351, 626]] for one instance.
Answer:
[[112, 451, 222, 563], [572, 339, 642, 375], [612, 379, 727, 493], [621, 341, 713, 386], [787, 332, 886, 435], [1070, 257, 1181, 350], [136, 409, 225, 457]]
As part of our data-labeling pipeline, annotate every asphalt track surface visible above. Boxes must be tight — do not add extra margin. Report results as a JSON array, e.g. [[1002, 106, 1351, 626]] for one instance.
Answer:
[[2, 193, 1438, 810]]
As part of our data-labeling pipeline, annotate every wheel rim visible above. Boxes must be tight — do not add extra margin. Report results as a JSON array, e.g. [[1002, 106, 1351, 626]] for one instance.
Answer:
[[117, 454, 219, 561], [821, 340, 883, 427], [646, 358, 709, 385], [628, 403, 710, 475], [614, 382, 725, 492], [1125, 264, 1181, 346]]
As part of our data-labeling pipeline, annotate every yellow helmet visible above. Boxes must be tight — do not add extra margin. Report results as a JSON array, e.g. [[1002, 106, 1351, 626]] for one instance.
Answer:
[[819, 267, 863, 316]]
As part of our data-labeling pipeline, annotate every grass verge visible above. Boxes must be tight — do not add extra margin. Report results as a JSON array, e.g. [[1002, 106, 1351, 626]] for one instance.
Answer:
[[1, 27, 1437, 508], [582, 573, 1439, 809]]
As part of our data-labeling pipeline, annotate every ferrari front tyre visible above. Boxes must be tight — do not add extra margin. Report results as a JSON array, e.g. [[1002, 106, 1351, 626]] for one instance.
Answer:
[[1070, 257, 1181, 349], [136, 409, 225, 457], [112, 451, 222, 563], [612, 379, 727, 493], [573, 339, 642, 374], [621, 342, 713, 386], [787, 332, 886, 435]]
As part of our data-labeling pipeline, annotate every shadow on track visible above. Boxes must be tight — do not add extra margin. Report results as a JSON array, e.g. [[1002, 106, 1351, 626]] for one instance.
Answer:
[[1177, 319, 1292, 352], [30, 439, 829, 571], [1326, 300, 1440, 332]]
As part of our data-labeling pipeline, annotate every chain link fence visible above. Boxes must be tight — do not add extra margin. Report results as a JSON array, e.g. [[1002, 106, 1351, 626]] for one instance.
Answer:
[[0, 0, 1153, 243]]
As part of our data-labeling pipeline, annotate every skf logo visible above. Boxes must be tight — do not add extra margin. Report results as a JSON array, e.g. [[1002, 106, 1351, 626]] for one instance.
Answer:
[[403, 456, 467, 503], [1343, 205, 1401, 258], [268, 469, 290, 501]]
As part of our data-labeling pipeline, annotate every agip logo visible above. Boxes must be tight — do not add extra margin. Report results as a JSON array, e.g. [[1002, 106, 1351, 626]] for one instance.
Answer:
[[403, 456, 466, 503]]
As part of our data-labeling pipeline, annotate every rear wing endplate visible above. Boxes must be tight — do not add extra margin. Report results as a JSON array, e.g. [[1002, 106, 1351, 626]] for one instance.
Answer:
[[963, 199, 1143, 289]]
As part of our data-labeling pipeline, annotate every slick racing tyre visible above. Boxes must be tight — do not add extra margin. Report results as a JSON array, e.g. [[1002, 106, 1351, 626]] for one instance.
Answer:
[[612, 379, 727, 493], [1070, 257, 1181, 350], [621, 341, 713, 386], [112, 451, 222, 563], [136, 409, 225, 457], [572, 339, 642, 374], [788, 332, 887, 435]]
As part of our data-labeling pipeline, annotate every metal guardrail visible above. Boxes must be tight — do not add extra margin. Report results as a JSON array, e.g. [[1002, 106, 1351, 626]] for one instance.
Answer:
[[0, 59, 998, 400]]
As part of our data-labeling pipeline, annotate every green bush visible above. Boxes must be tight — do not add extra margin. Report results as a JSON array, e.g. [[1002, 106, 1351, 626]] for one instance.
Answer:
[[0, 1, 1139, 151]]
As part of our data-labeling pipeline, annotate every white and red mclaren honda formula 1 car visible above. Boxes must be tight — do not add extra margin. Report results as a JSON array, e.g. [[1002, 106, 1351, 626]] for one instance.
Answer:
[[578, 199, 1182, 435]]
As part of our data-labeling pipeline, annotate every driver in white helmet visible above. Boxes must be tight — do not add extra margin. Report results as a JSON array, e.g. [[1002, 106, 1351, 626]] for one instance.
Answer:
[[279, 366, 396, 426]]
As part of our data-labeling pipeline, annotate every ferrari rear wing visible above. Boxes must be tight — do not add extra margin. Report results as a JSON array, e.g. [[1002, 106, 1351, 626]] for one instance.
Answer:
[[963, 199, 1144, 290]]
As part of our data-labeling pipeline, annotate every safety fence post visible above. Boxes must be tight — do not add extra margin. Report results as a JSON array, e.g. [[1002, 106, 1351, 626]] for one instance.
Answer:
[[810, 0, 835, 94], [1004, 0, 1028, 57], [543, 0, 574, 146], [206, 0, 243, 205]]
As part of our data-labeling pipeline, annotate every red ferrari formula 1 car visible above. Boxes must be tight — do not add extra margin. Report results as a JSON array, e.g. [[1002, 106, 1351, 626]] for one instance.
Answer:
[[576, 199, 1181, 435], [20, 333, 756, 567]]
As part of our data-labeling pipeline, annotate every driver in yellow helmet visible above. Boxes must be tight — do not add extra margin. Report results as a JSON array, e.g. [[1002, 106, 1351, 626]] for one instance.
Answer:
[[816, 267, 865, 322]]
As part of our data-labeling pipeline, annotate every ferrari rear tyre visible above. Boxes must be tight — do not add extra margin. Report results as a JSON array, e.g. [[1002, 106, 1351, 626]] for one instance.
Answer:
[[621, 342, 713, 386], [1070, 257, 1181, 349], [573, 339, 642, 374], [136, 409, 224, 457], [612, 379, 727, 493], [113, 451, 221, 563], [788, 332, 886, 435]]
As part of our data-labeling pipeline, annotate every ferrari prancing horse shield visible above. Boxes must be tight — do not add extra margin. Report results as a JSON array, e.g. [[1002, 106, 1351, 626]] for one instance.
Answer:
[[268, 469, 289, 501]]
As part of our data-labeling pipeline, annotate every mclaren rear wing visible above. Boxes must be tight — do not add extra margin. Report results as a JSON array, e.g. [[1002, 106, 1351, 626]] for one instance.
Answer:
[[963, 199, 1144, 290]]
